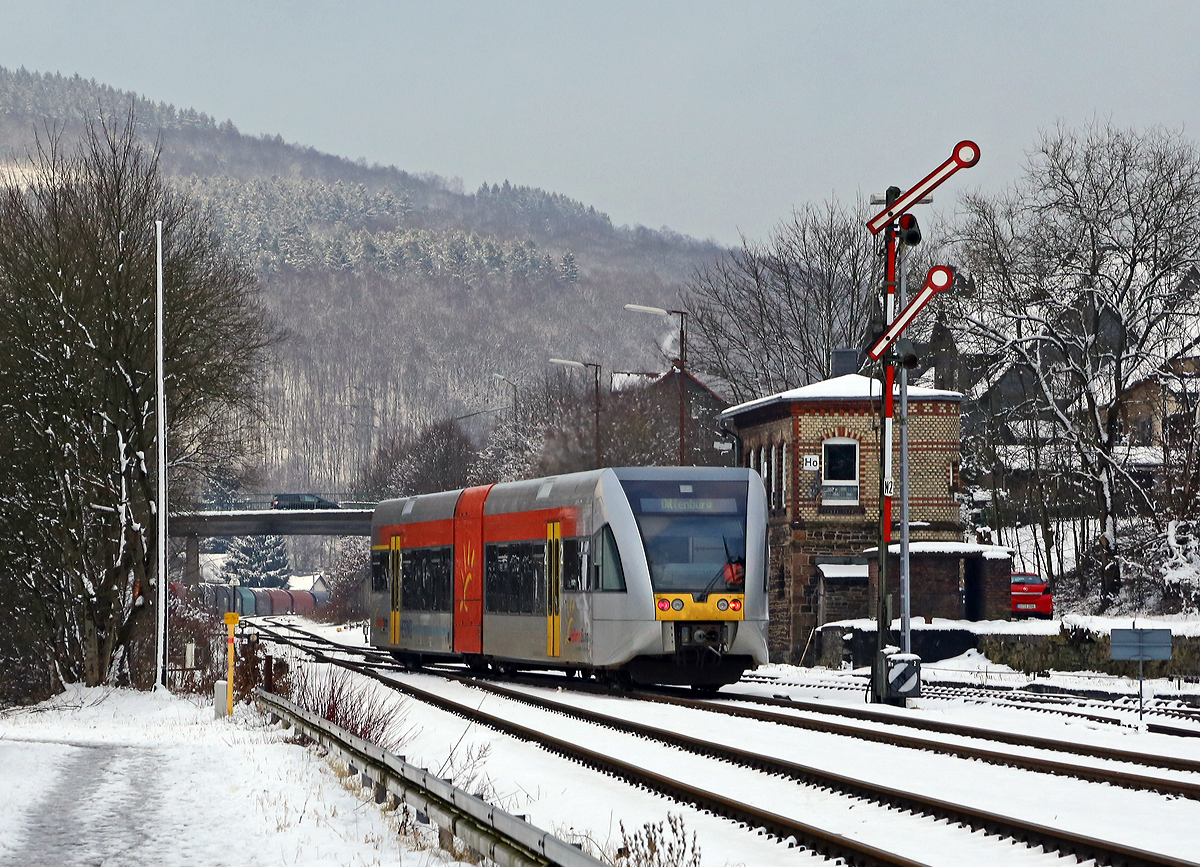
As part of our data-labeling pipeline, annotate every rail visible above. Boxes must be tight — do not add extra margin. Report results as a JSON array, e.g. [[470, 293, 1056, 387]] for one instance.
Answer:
[[255, 687, 605, 867]]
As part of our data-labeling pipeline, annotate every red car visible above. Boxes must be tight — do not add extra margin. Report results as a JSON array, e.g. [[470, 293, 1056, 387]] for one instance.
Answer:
[[1011, 572, 1053, 619]]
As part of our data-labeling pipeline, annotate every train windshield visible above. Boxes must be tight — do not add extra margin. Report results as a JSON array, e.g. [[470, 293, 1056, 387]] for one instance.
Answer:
[[619, 478, 748, 594]]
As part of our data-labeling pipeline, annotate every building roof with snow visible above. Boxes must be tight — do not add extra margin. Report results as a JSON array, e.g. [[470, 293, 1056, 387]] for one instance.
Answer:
[[863, 541, 1014, 560], [720, 373, 963, 420]]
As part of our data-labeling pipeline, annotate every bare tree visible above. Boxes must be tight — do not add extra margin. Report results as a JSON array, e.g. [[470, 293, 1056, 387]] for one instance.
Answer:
[[0, 113, 275, 693], [950, 121, 1200, 607], [684, 198, 880, 402]]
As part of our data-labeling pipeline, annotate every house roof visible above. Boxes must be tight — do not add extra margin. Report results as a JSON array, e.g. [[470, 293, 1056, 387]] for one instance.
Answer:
[[720, 373, 963, 420], [863, 541, 1014, 559], [653, 367, 728, 405]]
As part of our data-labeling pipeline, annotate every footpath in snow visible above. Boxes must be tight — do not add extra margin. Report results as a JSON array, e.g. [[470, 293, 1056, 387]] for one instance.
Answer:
[[0, 684, 466, 867]]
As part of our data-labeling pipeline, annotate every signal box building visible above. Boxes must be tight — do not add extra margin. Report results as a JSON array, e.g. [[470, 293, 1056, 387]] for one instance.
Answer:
[[721, 373, 1007, 663]]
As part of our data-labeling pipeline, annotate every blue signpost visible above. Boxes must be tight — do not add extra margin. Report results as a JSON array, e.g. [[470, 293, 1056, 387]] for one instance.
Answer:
[[1110, 628, 1172, 720]]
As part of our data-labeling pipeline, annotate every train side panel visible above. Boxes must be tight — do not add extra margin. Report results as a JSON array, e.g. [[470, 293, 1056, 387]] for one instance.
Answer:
[[480, 471, 601, 667], [266, 588, 292, 615], [290, 590, 316, 616], [731, 473, 770, 665], [453, 486, 491, 654], [370, 490, 460, 656]]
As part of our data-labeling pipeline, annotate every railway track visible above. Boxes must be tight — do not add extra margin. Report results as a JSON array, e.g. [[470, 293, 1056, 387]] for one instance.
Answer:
[[256, 619, 1200, 780], [253, 620, 1200, 867], [741, 669, 1200, 734], [541, 676, 1200, 786]]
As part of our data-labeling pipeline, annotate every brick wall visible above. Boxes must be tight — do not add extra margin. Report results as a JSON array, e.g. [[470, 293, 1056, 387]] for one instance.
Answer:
[[868, 554, 962, 620], [866, 552, 1012, 622], [983, 558, 1011, 620]]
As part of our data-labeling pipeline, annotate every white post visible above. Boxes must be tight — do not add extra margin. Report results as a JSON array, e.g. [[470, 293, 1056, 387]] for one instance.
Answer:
[[154, 220, 169, 689]]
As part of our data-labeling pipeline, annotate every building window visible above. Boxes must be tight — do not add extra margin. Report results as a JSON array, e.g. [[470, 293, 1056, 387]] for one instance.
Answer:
[[769, 444, 778, 508], [821, 437, 859, 506], [781, 443, 789, 508]]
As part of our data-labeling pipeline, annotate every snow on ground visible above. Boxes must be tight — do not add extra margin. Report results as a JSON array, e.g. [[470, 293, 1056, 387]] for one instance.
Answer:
[[0, 684, 468, 867], [816, 613, 1200, 699], [403, 671, 1200, 863], [282, 622, 1200, 863], [14, 618, 1196, 867], [824, 613, 1200, 637]]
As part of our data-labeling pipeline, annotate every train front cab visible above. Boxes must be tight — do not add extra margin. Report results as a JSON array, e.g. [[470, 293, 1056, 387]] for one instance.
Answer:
[[601, 467, 769, 687]]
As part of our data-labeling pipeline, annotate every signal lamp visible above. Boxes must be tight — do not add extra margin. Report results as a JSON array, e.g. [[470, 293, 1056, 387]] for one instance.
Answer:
[[671, 598, 684, 611], [895, 336, 920, 370], [657, 599, 670, 611], [730, 599, 743, 611], [899, 213, 921, 247], [717, 598, 729, 611]]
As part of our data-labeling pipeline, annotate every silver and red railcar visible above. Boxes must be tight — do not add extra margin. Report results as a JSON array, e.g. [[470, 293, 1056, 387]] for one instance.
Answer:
[[369, 467, 768, 687]]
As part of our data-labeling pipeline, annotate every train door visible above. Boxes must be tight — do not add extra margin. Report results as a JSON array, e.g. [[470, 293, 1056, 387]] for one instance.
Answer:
[[389, 535, 402, 645], [453, 485, 491, 654], [546, 521, 562, 658]]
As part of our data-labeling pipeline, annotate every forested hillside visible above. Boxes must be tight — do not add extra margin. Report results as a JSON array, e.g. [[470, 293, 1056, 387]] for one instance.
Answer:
[[0, 67, 724, 494]]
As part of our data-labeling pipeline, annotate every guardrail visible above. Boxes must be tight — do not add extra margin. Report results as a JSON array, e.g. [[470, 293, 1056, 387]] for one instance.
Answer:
[[255, 688, 605, 867]]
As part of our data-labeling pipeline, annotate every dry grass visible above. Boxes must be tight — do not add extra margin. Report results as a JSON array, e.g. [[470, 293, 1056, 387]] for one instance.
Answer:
[[615, 814, 702, 867], [288, 665, 414, 753]]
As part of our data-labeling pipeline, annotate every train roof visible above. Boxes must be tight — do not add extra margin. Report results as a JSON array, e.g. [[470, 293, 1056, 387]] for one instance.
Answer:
[[372, 467, 756, 533], [374, 488, 462, 527]]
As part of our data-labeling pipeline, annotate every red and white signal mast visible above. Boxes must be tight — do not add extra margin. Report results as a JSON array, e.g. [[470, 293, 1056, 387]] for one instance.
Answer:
[[865, 141, 979, 705]]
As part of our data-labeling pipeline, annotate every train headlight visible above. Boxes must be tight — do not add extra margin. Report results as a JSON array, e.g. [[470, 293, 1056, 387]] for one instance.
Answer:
[[730, 599, 742, 611], [717, 599, 729, 611], [671, 598, 684, 611], [657, 599, 670, 611]]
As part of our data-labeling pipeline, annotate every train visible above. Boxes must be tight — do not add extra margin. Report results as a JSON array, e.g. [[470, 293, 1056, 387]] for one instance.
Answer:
[[172, 582, 327, 617], [369, 466, 769, 688]]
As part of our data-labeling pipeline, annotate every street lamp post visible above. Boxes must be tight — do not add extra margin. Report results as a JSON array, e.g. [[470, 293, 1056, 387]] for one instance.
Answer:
[[624, 304, 688, 465], [549, 357, 602, 469], [154, 219, 168, 691]]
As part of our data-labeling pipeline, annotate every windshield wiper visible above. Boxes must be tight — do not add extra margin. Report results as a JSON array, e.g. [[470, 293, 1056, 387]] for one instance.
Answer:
[[696, 537, 743, 600]]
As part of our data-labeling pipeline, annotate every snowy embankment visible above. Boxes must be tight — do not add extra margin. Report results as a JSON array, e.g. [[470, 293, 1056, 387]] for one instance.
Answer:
[[824, 613, 1200, 637], [0, 685, 460, 867]]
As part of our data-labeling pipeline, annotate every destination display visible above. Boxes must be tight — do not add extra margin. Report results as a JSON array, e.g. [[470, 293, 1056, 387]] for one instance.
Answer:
[[640, 497, 739, 514]]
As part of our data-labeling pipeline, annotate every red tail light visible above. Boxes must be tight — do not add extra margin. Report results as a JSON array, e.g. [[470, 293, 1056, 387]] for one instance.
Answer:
[[657, 598, 670, 611], [730, 599, 743, 611]]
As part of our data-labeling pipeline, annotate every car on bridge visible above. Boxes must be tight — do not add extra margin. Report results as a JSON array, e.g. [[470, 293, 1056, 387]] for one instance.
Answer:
[[271, 493, 340, 510]]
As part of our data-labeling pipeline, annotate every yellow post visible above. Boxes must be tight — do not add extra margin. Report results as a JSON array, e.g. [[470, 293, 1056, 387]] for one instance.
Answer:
[[224, 612, 239, 716]]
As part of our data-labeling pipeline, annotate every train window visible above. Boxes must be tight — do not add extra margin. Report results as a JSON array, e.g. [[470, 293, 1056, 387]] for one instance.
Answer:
[[485, 541, 547, 615], [590, 525, 626, 591], [371, 550, 387, 593], [562, 538, 584, 592], [618, 478, 748, 594], [400, 546, 452, 612]]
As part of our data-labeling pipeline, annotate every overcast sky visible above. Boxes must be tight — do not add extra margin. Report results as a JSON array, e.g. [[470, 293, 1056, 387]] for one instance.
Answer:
[[3, 1, 1199, 246]]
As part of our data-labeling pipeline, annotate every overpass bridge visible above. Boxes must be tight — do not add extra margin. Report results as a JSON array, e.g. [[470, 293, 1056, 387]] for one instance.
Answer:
[[168, 508, 375, 585]]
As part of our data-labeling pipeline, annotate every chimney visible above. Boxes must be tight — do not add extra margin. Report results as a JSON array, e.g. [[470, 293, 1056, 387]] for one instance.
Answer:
[[830, 348, 860, 378]]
